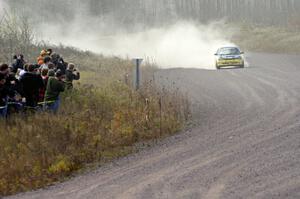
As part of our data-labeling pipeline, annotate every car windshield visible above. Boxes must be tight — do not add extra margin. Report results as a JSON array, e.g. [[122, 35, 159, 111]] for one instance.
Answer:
[[218, 47, 240, 55]]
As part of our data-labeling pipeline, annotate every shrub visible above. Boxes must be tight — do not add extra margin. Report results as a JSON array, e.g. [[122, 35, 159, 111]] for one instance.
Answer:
[[0, 72, 190, 196]]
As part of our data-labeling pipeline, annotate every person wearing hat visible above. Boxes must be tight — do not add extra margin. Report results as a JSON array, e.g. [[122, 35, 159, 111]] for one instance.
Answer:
[[44, 70, 65, 113]]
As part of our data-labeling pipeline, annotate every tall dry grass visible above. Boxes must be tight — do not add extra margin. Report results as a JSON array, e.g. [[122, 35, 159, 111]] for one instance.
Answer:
[[233, 24, 300, 54], [0, 81, 189, 196]]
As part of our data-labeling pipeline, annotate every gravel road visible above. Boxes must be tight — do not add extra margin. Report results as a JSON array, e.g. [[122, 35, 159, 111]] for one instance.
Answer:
[[8, 53, 300, 199]]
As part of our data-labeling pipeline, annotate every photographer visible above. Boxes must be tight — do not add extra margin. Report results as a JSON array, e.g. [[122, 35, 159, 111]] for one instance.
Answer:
[[65, 63, 80, 90], [51, 53, 66, 74]]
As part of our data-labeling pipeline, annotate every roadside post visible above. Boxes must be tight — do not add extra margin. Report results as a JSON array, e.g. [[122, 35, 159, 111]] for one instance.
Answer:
[[133, 58, 143, 90]]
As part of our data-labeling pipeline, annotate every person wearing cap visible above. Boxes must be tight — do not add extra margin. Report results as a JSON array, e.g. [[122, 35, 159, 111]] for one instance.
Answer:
[[44, 70, 65, 113]]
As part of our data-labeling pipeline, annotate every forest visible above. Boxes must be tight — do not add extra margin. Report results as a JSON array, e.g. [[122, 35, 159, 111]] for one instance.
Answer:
[[4, 0, 300, 28]]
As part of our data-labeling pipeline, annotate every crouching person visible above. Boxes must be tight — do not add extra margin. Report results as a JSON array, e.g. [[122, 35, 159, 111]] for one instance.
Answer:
[[44, 70, 65, 113]]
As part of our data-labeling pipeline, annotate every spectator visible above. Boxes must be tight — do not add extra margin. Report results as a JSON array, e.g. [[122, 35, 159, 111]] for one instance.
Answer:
[[39, 68, 49, 102], [6, 67, 22, 96], [11, 54, 25, 73], [17, 63, 29, 79], [48, 69, 55, 77], [47, 49, 53, 56], [65, 63, 80, 89], [20, 64, 44, 107], [0, 63, 9, 77], [44, 70, 65, 113], [51, 53, 66, 74], [1, 64, 20, 96], [0, 73, 9, 117], [0, 70, 16, 117], [6, 69, 23, 115], [37, 50, 48, 66], [40, 56, 52, 70], [48, 63, 56, 70]]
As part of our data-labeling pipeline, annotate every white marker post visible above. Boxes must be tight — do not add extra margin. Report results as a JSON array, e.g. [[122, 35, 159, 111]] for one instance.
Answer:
[[133, 58, 143, 90]]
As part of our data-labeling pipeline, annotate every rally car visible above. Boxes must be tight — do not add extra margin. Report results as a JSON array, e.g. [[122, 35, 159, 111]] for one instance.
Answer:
[[215, 46, 245, 69]]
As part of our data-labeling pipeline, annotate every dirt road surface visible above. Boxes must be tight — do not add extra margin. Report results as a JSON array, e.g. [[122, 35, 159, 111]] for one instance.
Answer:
[[8, 53, 300, 199]]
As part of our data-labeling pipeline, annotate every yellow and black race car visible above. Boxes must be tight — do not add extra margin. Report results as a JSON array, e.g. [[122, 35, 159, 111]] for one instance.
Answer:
[[215, 46, 245, 69]]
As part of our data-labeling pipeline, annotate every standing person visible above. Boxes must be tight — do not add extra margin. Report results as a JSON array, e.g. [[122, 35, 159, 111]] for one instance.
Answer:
[[47, 49, 53, 56], [0, 71, 16, 117], [65, 63, 80, 89], [0, 73, 9, 117], [1, 64, 20, 93], [44, 70, 65, 113], [37, 50, 48, 66], [40, 56, 52, 70], [51, 53, 66, 74], [11, 54, 25, 73], [0, 63, 9, 77], [39, 68, 49, 103], [20, 64, 44, 108], [17, 63, 29, 79]]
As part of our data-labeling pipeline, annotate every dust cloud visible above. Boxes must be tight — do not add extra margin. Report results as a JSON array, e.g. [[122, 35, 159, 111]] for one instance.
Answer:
[[41, 21, 235, 69], [3, 0, 237, 69], [0, 0, 7, 17]]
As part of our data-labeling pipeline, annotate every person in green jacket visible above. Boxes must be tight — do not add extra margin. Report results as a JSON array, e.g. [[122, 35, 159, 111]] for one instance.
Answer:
[[44, 70, 65, 113]]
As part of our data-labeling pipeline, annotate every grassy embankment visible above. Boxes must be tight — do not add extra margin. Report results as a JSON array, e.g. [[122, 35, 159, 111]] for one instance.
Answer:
[[0, 13, 190, 196], [232, 24, 300, 54]]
